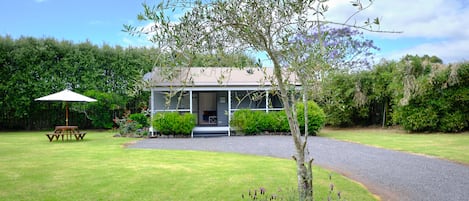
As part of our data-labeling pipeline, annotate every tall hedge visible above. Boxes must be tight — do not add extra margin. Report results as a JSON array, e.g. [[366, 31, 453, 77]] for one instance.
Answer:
[[393, 63, 469, 132], [0, 36, 154, 129], [318, 55, 468, 133]]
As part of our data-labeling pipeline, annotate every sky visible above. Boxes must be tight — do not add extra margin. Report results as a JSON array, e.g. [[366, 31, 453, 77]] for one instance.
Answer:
[[1, 0, 468, 65]]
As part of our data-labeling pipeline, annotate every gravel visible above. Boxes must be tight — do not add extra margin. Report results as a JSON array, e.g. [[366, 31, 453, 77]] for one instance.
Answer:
[[128, 136, 469, 201]]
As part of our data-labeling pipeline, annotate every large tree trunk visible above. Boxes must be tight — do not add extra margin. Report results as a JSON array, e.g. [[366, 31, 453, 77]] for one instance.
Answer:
[[271, 56, 313, 201]]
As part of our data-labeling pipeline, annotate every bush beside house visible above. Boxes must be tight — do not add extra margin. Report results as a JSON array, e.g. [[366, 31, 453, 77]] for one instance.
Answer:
[[152, 112, 196, 136], [231, 101, 325, 135], [296, 101, 326, 135]]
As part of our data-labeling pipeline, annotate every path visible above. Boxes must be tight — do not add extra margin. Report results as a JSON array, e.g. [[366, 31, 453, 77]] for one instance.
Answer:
[[128, 136, 469, 201]]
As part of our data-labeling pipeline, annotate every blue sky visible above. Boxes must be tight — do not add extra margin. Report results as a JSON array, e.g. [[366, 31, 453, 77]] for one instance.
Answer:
[[1, 0, 468, 65], [0, 0, 144, 47]]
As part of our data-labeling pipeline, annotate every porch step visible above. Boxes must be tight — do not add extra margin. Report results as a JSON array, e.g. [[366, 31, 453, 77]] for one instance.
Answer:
[[192, 126, 230, 138], [192, 132, 229, 138]]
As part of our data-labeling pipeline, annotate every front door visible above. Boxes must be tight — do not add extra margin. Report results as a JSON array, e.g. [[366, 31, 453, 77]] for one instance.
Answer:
[[198, 92, 217, 126]]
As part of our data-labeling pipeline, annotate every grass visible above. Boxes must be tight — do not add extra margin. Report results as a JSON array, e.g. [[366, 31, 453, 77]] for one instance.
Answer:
[[0, 131, 376, 201], [319, 128, 469, 164]]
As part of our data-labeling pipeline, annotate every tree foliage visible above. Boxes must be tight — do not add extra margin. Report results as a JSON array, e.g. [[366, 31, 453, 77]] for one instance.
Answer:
[[80, 90, 126, 129], [318, 55, 468, 133], [392, 59, 469, 132]]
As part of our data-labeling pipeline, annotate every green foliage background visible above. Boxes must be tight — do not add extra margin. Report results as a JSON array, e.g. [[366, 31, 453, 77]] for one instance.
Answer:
[[0, 36, 154, 129], [0, 35, 467, 133], [0, 36, 254, 130], [318, 55, 468, 133]]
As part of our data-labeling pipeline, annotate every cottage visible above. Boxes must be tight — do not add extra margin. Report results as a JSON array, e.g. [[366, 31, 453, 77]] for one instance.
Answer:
[[145, 67, 300, 137]]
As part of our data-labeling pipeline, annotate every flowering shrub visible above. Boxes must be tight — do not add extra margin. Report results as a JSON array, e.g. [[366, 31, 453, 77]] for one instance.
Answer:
[[115, 117, 142, 137], [114, 112, 150, 137]]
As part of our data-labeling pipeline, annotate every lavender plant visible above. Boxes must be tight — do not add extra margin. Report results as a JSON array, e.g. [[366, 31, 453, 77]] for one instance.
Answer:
[[242, 187, 298, 201]]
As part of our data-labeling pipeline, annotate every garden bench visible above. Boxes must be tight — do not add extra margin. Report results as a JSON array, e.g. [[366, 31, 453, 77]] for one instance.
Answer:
[[45, 126, 87, 142]]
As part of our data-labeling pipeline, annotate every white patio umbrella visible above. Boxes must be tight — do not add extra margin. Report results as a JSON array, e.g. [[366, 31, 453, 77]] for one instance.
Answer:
[[35, 89, 97, 126]]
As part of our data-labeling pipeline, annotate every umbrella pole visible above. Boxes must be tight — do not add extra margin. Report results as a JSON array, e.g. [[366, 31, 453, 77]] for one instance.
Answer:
[[66, 102, 69, 126]]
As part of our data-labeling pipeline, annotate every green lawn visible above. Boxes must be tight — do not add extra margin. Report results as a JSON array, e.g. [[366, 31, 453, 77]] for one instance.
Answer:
[[0, 131, 376, 201], [319, 128, 469, 164]]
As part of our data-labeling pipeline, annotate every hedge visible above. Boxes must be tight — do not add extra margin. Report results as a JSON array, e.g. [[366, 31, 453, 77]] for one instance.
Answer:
[[152, 112, 196, 135], [231, 101, 325, 135]]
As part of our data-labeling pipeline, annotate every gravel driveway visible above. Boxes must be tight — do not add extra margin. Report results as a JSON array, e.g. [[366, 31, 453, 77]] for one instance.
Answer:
[[128, 136, 469, 201]]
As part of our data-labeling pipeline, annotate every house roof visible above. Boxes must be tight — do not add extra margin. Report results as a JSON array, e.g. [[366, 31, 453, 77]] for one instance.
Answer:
[[146, 67, 299, 88]]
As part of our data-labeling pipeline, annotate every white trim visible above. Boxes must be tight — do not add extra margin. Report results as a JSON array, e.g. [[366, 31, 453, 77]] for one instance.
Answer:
[[228, 90, 231, 136], [151, 90, 155, 114], [189, 90, 193, 138], [230, 108, 283, 111], [150, 90, 155, 137], [189, 90, 193, 114], [152, 109, 191, 112]]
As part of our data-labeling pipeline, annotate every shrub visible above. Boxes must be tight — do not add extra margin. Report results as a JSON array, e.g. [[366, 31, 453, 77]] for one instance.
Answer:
[[230, 109, 261, 135], [260, 111, 289, 133], [179, 113, 197, 134], [296, 101, 326, 136], [115, 116, 148, 137], [116, 118, 138, 136], [393, 105, 439, 132], [268, 111, 290, 132], [439, 111, 468, 133], [256, 111, 271, 132], [129, 113, 149, 128], [230, 101, 325, 135], [392, 62, 469, 133], [152, 112, 196, 135]]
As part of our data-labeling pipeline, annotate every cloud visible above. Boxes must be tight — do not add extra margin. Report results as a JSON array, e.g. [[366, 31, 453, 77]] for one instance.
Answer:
[[326, 0, 469, 63], [34, 0, 48, 3], [327, 0, 469, 38], [372, 0, 468, 39], [385, 39, 469, 63], [121, 0, 469, 64]]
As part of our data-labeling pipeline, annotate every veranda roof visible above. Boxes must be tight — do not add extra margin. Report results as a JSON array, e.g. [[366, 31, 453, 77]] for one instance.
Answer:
[[147, 67, 300, 87]]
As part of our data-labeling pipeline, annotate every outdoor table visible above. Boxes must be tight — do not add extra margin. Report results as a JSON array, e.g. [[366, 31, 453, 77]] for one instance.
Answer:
[[45, 126, 86, 142]]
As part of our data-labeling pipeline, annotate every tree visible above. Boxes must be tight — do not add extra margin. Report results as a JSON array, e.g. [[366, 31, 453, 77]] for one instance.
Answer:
[[125, 1, 383, 200]]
